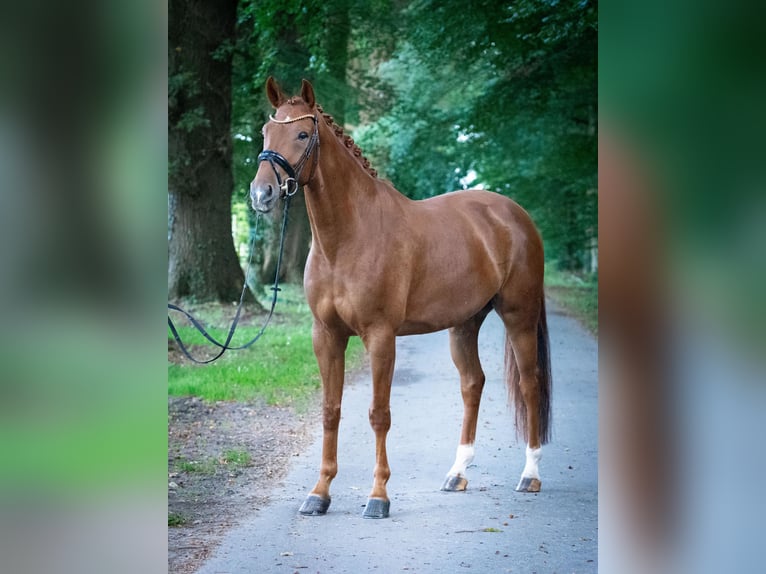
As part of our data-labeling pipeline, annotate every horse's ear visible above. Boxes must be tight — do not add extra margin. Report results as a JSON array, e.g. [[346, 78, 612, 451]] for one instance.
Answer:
[[300, 79, 316, 108], [266, 76, 286, 108]]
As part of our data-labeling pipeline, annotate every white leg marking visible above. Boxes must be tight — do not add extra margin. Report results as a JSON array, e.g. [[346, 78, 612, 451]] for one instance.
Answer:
[[447, 443, 475, 477], [521, 445, 542, 479]]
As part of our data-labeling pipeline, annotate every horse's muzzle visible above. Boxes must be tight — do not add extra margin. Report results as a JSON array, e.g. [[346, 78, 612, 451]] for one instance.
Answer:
[[250, 182, 277, 213]]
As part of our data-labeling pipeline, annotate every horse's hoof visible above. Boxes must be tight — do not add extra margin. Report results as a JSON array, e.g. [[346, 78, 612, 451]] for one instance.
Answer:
[[515, 477, 541, 492], [441, 474, 468, 491], [362, 497, 390, 519], [299, 494, 331, 515]]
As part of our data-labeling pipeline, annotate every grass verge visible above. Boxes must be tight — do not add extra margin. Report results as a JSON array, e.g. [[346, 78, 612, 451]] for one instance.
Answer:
[[168, 284, 365, 407], [545, 265, 598, 335]]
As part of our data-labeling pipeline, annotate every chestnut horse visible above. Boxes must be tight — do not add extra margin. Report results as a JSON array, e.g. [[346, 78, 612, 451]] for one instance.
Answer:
[[251, 78, 551, 519]]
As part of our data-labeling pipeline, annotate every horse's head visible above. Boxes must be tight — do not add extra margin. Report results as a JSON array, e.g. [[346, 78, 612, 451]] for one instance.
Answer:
[[250, 77, 320, 213]]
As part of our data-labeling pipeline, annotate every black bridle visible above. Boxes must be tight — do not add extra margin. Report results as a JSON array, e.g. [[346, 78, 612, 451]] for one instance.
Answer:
[[167, 113, 321, 364], [257, 113, 320, 197]]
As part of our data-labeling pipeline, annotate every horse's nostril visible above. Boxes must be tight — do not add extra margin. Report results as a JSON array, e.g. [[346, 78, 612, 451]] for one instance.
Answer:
[[250, 183, 275, 206]]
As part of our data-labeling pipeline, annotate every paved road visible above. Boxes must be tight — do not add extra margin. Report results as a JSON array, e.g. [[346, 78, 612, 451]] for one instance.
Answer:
[[198, 302, 597, 573]]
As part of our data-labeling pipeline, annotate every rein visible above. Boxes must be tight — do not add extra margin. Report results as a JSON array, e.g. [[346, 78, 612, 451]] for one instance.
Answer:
[[167, 193, 293, 364]]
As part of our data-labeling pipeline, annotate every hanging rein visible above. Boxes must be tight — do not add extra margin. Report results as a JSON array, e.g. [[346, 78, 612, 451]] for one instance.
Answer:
[[167, 113, 320, 364]]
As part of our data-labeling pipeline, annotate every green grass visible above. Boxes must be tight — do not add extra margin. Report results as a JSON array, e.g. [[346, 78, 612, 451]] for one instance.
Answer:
[[171, 450, 251, 475], [221, 449, 251, 467], [168, 512, 187, 527], [545, 265, 598, 335], [168, 284, 365, 406], [176, 457, 217, 474]]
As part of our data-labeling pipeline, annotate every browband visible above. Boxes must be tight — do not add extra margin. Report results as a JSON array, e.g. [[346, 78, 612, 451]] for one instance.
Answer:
[[268, 113, 317, 124]]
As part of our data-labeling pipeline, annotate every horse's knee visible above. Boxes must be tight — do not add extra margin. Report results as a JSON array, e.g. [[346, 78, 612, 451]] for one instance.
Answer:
[[368, 406, 391, 433]]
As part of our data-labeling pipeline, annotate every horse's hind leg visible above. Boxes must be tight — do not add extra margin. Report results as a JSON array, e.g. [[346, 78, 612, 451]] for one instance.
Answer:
[[507, 325, 543, 492], [497, 299, 550, 493], [441, 307, 490, 492]]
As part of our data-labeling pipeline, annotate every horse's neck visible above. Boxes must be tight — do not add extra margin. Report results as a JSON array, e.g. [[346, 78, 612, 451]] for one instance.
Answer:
[[304, 130, 400, 260]]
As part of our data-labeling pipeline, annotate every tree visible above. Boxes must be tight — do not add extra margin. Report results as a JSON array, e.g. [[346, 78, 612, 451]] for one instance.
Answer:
[[168, 0, 250, 302]]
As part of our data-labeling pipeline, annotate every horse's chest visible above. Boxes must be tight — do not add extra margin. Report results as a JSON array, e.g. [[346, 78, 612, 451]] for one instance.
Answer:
[[306, 276, 378, 332], [307, 281, 361, 325]]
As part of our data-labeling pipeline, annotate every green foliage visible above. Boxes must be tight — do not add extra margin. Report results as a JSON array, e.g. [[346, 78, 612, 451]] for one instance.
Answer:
[[175, 106, 211, 133], [354, 42, 486, 198], [169, 71, 211, 137]]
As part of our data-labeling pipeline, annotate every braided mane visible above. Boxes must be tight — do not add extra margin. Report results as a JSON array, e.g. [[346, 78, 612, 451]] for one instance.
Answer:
[[315, 104, 378, 179]]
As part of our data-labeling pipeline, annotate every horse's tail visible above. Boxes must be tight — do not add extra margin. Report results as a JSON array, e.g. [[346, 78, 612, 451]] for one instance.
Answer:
[[505, 294, 552, 445]]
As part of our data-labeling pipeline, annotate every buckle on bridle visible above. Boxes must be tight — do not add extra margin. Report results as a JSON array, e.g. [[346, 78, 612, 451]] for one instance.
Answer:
[[280, 177, 299, 197]]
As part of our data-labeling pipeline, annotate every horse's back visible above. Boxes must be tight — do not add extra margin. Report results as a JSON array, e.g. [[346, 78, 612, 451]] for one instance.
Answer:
[[411, 189, 543, 276], [394, 189, 543, 334], [419, 189, 538, 234]]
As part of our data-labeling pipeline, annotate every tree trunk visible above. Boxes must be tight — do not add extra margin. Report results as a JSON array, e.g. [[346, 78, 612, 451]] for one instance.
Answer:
[[168, 189, 246, 302], [168, 0, 252, 303]]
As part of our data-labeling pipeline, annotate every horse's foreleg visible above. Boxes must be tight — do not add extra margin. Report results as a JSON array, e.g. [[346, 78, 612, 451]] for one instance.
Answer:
[[362, 328, 396, 519], [442, 313, 488, 492], [299, 324, 348, 516]]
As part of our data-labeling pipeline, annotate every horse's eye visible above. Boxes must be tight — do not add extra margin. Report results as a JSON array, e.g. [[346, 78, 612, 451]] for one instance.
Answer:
[[298, 131, 309, 141]]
